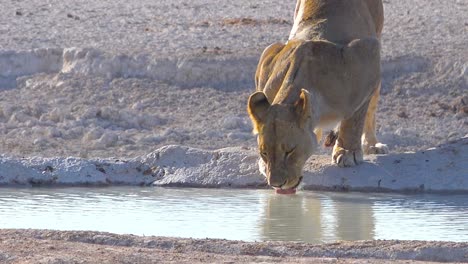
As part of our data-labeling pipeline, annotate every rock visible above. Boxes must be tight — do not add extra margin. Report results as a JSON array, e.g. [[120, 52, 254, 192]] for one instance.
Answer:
[[397, 111, 409, 118], [451, 95, 468, 114]]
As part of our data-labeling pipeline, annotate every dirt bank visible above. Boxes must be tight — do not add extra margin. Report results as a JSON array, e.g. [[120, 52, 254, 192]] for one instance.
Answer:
[[1, 229, 466, 263]]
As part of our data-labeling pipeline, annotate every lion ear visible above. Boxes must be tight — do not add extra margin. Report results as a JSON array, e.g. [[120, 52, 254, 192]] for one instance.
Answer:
[[247, 92, 270, 134], [294, 89, 311, 128]]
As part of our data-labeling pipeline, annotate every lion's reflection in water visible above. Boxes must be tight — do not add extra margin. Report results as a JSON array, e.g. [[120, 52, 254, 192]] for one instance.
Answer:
[[260, 192, 374, 243]]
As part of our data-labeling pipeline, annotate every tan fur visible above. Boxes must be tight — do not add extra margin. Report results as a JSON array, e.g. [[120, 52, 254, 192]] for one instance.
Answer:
[[248, 0, 388, 190]]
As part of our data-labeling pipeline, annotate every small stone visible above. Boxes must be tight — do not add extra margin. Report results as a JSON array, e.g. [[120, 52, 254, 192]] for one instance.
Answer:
[[98, 132, 118, 147], [460, 106, 468, 114], [198, 21, 210, 27], [33, 137, 49, 147], [451, 95, 468, 113], [397, 111, 408, 118], [44, 166, 54, 172], [66, 13, 79, 20], [131, 102, 144, 111], [437, 102, 450, 110], [47, 127, 62, 138]]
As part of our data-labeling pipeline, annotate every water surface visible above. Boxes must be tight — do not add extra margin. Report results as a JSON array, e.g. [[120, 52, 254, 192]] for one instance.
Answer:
[[0, 187, 467, 243]]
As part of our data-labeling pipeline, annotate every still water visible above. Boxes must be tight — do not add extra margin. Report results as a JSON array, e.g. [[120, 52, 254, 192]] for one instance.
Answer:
[[0, 187, 467, 243]]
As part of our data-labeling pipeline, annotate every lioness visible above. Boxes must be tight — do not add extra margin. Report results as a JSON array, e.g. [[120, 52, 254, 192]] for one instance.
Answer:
[[247, 0, 388, 192]]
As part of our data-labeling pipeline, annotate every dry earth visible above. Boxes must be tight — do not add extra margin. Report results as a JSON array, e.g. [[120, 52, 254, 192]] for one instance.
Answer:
[[0, 0, 466, 158], [1, 229, 466, 264]]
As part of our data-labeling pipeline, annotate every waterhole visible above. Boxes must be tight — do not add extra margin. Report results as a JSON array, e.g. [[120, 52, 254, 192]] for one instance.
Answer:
[[0, 187, 466, 243]]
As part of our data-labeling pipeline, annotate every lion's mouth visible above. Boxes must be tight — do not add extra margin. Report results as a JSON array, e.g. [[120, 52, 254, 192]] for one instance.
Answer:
[[274, 176, 303, 195], [276, 188, 296, 194]]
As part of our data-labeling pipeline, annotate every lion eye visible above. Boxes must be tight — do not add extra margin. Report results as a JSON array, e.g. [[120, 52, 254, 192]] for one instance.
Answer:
[[285, 147, 296, 158], [260, 151, 268, 160]]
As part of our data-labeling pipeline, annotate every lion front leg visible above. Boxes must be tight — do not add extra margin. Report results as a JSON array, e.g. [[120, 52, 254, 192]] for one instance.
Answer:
[[332, 102, 368, 167], [362, 83, 389, 155]]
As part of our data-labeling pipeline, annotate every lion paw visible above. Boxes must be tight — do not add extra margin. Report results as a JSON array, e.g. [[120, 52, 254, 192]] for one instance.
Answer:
[[363, 143, 389, 155], [332, 146, 363, 168]]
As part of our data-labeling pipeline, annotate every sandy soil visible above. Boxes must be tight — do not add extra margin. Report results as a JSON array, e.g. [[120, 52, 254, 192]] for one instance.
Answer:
[[1, 229, 466, 263], [0, 0, 466, 158]]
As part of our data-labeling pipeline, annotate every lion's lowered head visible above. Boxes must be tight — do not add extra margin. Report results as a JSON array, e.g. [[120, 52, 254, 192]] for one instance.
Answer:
[[247, 89, 318, 190]]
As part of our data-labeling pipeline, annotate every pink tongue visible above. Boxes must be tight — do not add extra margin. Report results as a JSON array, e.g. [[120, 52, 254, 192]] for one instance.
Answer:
[[275, 188, 296, 195]]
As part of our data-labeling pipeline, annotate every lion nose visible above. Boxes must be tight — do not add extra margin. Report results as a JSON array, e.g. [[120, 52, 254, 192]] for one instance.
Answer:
[[268, 176, 286, 188]]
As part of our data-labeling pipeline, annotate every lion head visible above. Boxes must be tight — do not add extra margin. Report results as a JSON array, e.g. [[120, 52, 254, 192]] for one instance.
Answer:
[[247, 89, 318, 190]]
